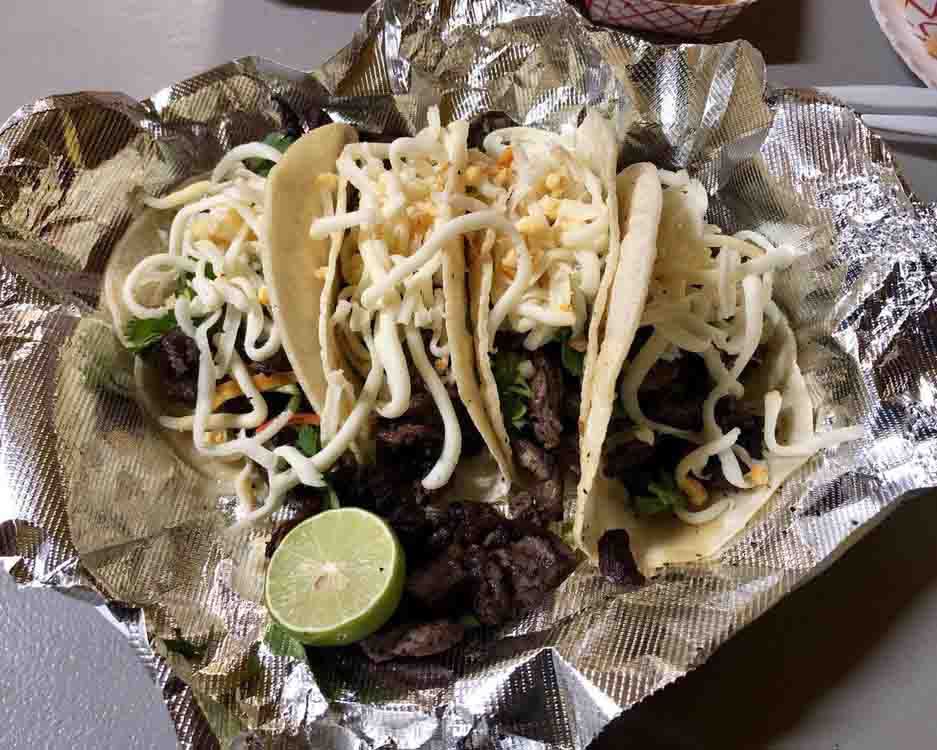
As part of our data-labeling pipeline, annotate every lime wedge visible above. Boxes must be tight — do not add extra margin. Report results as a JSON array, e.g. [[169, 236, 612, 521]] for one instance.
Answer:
[[265, 508, 404, 646]]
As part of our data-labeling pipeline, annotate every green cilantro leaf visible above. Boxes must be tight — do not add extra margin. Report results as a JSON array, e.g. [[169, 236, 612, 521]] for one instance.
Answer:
[[163, 627, 208, 660], [125, 311, 178, 354], [262, 622, 307, 663], [634, 471, 688, 517], [492, 350, 531, 433], [558, 330, 585, 377], [246, 132, 297, 177], [458, 613, 482, 630], [296, 425, 321, 457]]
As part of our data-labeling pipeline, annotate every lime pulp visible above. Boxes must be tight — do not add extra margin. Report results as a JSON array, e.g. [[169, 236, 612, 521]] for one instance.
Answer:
[[264, 508, 404, 646]]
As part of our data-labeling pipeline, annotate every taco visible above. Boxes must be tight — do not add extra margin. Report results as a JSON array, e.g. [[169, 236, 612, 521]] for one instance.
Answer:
[[105, 124, 356, 501], [462, 112, 624, 522], [574, 168, 863, 578]]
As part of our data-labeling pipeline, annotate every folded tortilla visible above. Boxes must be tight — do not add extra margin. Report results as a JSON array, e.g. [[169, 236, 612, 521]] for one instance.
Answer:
[[470, 113, 624, 484], [104, 124, 353, 483]]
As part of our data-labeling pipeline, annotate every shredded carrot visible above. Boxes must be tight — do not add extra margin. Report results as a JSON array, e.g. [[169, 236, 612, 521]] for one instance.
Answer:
[[255, 412, 320, 434], [212, 372, 297, 410]]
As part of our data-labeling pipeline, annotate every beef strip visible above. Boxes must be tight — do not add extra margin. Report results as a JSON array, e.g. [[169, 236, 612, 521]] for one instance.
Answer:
[[361, 620, 466, 662], [406, 544, 467, 611], [715, 398, 765, 460], [528, 351, 564, 450], [447, 500, 510, 546], [246, 346, 292, 375], [598, 529, 645, 586], [493, 532, 577, 615], [512, 478, 565, 526], [638, 351, 710, 432], [512, 438, 556, 481], [604, 435, 687, 498], [473, 558, 513, 626], [149, 328, 199, 405]]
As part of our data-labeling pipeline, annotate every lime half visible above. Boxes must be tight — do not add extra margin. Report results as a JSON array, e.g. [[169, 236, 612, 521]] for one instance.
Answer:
[[265, 508, 404, 646]]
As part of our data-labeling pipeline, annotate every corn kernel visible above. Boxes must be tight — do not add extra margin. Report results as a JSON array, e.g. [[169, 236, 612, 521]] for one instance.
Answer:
[[539, 196, 560, 220], [434, 357, 448, 374], [464, 165, 484, 187], [545, 172, 566, 192], [210, 209, 243, 244], [493, 168, 511, 187], [496, 147, 514, 167], [516, 216, 547, 235], [746, 464, 770, 486], [559, 302, 573, 313], [257, 285, 270, 306], [316, 173, 339, 191], [207, 430, 227, 445]]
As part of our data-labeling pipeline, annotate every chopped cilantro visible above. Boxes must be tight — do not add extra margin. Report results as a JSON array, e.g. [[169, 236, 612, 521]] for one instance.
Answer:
[[634, 471, 687, 517], [296, 425, 321, 457], [558, 330, 585, 377], [262, 622, 307, 663], [492, 350, 531, 433], [125, 311, 178, 353], [458, 613, 482, 630], [246, 132, 297, 177], [163, 628, 208, 660]]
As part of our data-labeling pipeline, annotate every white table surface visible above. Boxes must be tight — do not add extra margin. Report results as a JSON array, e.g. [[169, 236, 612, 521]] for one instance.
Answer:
[[1, 1, 935, 748]]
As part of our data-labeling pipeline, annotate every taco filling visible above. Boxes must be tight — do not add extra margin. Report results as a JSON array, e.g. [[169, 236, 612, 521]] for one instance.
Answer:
[[581, 168, 862, 578], [466, 116, 619, 516]]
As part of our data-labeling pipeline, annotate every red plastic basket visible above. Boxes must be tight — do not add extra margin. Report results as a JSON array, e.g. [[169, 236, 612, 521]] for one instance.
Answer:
[[584, 0, 758, 38]]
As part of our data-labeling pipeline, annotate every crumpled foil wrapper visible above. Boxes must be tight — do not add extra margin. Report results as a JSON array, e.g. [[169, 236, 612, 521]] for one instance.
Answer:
[[1, 0, 935, 747]]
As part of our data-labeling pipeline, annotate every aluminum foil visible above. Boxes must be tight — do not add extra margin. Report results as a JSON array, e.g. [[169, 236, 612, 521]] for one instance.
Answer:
[[1, 0, 936, 747]]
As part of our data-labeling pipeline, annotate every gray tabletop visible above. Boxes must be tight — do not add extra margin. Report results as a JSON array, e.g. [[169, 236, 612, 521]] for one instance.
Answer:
[[1, 1, 935, 748]]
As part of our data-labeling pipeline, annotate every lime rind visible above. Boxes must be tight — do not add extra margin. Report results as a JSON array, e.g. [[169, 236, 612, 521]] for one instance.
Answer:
[[264, 508, 405, 646]]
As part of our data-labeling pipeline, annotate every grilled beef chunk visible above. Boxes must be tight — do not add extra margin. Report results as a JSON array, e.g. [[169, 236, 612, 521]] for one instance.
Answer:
[[598, 529, 644, 586], [246, 346, 292, 375], [528, 351, 564, 450], [493, 532, 577, 614], [376, 422, 444, 453], [473, 558, 513, 626], [638, 351, 710, 432], [716, 398, 765, 460], [403, 505, 578, 634], [406, 544, 467, 611], [150, 328, 199, 404], [605, 438, 656, 477], [510, 477, 564, 527], [361, 620, 465, 662], [512, 438, 556, 481], [448, 501, 508, 546], [604, 434, 687, 499]]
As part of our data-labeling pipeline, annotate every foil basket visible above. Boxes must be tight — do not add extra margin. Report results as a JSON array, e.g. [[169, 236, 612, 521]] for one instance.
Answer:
[[2, 0, 936, 748]]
